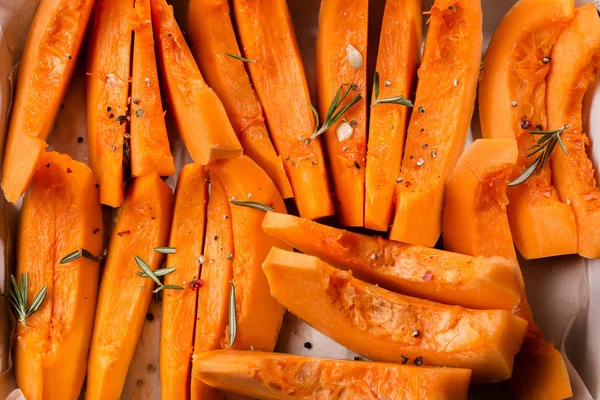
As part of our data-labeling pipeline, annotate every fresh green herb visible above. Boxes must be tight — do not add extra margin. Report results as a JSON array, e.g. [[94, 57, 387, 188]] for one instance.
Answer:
[[154, 247, 176, 254], [60, 249, 100, 264], [136, 267, 177, 277], [229, 282, 237, 346], [1, 273, 47, 327], [225, 52, 257, 63], [508, 124, 570, 186], [307, 83, 363, 142], [230, 200, 274, 212], [371, 72, 413, 108], [134, 255, 183, 293]]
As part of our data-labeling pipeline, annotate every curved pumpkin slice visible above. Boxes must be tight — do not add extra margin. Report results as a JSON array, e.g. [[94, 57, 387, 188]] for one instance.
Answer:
[[187, 0, 292, 199], [86, 0, 132, 207], [365, 0, 421, 231], [316, 0, 367, 226], [190, 173, 232, 400], [150, 0, 242, 165], [263, 248, 528, 383], [1, 0, 94, 203], [389, 0, 482, 246], [14, 152, 103, 400], [262, 212, 520, 310], [547, 4, 600, 258], [193, 350, 472, 400], [208, 156, 292, 351], [87, 174, 172, 400], [130, 0, 175, 178], [233, 0, 334, 220], [160, 164, 207, 400], [478, 0, 576, 259], [441, 139, 572, 399]]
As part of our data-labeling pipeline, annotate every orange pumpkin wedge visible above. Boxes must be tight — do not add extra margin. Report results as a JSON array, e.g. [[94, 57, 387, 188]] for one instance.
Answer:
[[187, 0, 292, 199], [478, 0, 576, 259], [2, 0, 94, 204], [262, 211, 520, 310], [316, 0, 367, 226], [547, 3, 600, 258], [14, 152, 103, 400], [263, 248, 527, 383], [130, 0, 175, 178], [190, 173, 232, 400], [233, 0, 334, 220], [151, 0, 242, 165], [365, 0, 421, 231], [389, 0, 482, 246], [193, 350, 472, 400], [87, 174, 172, 400], [160, 164, 207, 400], [442, 139, 572, 399], [208, 156, 291, 351], [86, 0, 132, 207]]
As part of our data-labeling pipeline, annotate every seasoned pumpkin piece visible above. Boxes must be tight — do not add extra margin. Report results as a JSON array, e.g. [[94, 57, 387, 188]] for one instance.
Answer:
[[87, 174, 173, 400], [478, 0, 576, 259], [390, 0, 482, 246], [262, 211, 520, 310], [2, 0, 94, 203], [547, 3, 600, 258], [193, 350, 472, 400], [14, 152, 103, 400], [263, 248, 528, 383]]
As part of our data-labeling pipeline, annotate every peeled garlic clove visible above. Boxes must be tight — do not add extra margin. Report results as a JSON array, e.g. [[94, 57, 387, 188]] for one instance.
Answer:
[[346, 44, 363, 69], [336, 121, 353, 142]]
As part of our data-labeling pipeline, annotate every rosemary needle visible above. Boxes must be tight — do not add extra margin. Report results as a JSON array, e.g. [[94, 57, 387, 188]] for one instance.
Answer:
[[371, 71, 413, 108], [154, 247, 176, 254], [225, 52, 257, 63], [59, 249, 100, 264], [307, 83, 363, 142], [229, 282, 237, 347], [134, 255, 182, 293], [1, 272, 47, 327], [230, 200, 274, 212]]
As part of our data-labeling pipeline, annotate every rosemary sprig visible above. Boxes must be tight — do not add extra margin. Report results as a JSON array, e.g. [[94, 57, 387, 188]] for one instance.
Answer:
[[230, 200, 274, 212], [60, 249, 101, 264], [508, 124, 570, 186], [226, 52, 257, 63], [134, 255, 183, 293], [154, 247, 176, 254], [371, 71, 413, 108], [229, 282, 237, 346], [307, 83, 363, 142], [0, 272, 47, 327]]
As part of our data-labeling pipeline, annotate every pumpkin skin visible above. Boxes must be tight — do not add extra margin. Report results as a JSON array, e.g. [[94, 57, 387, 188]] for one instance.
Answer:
[[193, 350, 472, 400], [365, 0, 421, 231], [2, 0, 94, 204], [187, 0, 292, 199], [263, 248, 528, 383], [14, 152, 103, 400], [233, 0, 335, 220], [547, 3, 600, 259], [478, 0, 576, 260], [389, 0, 482, 247]]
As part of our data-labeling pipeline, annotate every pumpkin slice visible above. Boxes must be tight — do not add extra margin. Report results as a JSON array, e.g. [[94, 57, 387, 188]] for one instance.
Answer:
[[86, 0, 133, 207], [389, 0, 482, 246], [233, 0, 334, 220], [130, 0, 175, 178], [478, 0, 576, 259], [316, 0, 367, 226], [442, 139, 572, 399], [262, 211, 520, 310], [365, 0, 421, 231], [1, 0, 94, 203], [263, 248, 528, 383], [187, 0, 292, 199], [87, 174, 172, 400], [193, 350, 471, 400], [150, 0, 242, 165], [208, 156, 291, 351], [190, 173, 233, 400], [547, 3, 600, 258], [14, 152, 103, 400], [160, 164, 207, 400]]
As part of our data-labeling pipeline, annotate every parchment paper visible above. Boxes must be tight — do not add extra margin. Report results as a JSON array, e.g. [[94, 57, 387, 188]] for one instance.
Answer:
[[0, 0, 598, 399]]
